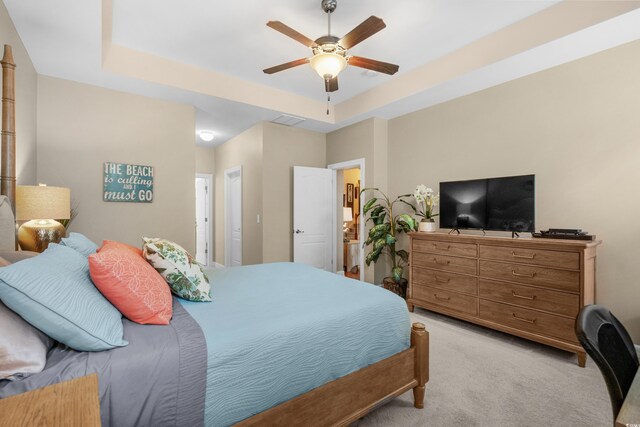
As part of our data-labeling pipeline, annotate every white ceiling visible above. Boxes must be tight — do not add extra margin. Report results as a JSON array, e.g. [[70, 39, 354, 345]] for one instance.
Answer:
[[5, 0, 640, 146]]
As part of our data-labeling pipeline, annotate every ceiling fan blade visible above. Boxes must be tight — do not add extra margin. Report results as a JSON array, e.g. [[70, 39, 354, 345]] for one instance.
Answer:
[[339, 16, 386, 49], [348, 56, 399, 75], [325, 76, 338, 93], [263, 58, 309, 74], [267, 21, 317, 48]]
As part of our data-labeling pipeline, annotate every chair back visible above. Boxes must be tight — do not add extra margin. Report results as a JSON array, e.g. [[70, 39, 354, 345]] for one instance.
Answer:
[[576, 304, 639, 420]]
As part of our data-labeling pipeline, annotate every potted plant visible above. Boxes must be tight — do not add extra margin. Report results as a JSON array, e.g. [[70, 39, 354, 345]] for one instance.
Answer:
[[361, 188, 417, 298], [410, 185, 439, 232]]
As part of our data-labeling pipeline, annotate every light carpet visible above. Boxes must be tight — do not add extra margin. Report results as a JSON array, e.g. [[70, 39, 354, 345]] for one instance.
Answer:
[[354, 308, 611, 427]]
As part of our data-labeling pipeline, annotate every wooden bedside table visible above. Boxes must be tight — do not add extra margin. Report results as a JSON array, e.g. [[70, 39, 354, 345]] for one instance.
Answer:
[[0, 374, 101, 426]]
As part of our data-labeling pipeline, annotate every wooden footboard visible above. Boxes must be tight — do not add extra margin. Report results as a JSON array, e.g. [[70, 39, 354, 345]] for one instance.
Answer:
[[236, 322, 429, 427]]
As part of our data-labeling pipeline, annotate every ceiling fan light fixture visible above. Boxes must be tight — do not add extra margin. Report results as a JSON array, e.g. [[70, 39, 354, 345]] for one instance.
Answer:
[[310, 52, 347, 80]]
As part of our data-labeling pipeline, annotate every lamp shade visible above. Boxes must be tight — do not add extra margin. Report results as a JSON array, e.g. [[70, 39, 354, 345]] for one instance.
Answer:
[[310, 53, 347, 79], [343, 207, 353, 222], [16, 185, 71, 221]]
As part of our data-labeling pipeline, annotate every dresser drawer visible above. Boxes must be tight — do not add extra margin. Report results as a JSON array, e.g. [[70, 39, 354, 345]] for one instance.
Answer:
[[479, 260, 579, 292], [412, 267, 477, 295], [479, 245, 579, 270], [479, 300, 577, 343], [413, 253, 477, 275], [414, 285, 477, 316], [479, 279, 579, 317], [413, 240, 477, 257]]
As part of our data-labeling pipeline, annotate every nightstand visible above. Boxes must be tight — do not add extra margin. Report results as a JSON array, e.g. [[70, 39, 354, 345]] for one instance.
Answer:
[[0, 374, 101, 426]]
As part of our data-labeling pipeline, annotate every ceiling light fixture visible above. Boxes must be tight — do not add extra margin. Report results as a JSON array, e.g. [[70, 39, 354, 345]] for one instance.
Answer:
[[198, 131, 215, 142], [263, 0, 399, 113]]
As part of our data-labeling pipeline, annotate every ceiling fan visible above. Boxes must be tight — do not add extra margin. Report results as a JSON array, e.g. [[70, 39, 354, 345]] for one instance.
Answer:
[[263, 0, 399, 95]]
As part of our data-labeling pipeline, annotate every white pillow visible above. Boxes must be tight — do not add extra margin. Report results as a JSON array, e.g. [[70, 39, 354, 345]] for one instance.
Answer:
[[0, 301, 53, 380]]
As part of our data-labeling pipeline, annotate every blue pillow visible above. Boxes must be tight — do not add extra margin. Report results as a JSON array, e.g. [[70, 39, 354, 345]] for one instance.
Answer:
[[0, 244, 127, 351], [60, 232, 98, 257]]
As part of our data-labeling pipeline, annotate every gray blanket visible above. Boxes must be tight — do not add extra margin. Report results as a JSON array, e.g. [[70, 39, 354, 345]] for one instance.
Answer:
[[0, 298, 207, 426]]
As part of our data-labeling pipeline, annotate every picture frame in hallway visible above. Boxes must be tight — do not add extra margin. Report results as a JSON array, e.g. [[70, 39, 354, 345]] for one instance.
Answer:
[[347, 183, 354, 207]]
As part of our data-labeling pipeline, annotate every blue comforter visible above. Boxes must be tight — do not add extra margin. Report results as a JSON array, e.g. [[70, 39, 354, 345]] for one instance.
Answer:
[[180, 262, 411, 426]]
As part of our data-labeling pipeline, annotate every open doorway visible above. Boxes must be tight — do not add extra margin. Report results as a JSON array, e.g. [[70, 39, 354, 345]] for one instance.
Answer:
[[328, 159, 365, 281], [195, 174, 212, 266]]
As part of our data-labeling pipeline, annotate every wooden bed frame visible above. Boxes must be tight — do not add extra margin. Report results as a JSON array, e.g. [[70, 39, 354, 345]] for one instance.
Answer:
[[0, 44, 430, 425], [237, 323, 429, 426]]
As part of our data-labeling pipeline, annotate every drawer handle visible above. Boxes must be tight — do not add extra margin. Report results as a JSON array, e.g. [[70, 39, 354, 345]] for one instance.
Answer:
[[435, 244, 450, 251], [434, 294, 450, 301], [512, 270, 536, 278], [435, 275, 451, 284], [512, 291, 536, 301], [512, 313, 536, 324], [512, 251, 536, 259], [433, 258, 451, 266]]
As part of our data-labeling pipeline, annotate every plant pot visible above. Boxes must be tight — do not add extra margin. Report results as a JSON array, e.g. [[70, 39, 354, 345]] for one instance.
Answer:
[[383, 277, 408, 299], [419, 220, 436, 233]]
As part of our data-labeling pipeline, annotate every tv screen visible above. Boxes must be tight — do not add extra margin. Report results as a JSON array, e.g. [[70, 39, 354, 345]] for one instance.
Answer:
[[439, 174, 535, 232], [439, 179, 487, 229], [486, 175, 535, 232]]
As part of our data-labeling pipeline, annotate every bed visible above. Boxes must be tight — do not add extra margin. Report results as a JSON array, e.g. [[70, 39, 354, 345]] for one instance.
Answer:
[[0, 261, 428, 426], [0, 44, 428, 426]]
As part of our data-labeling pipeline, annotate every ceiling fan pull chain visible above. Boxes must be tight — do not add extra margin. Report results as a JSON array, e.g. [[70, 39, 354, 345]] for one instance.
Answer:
[[326, 93, 330, 115]]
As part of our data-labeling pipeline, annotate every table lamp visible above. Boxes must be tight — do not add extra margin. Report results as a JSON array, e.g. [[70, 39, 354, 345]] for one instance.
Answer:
[[16, 185, 70, 252], [343, 207, 353, 233]]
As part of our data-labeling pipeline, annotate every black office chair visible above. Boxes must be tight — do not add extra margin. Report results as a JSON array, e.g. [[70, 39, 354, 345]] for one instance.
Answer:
[[576, 304, 639, 422]]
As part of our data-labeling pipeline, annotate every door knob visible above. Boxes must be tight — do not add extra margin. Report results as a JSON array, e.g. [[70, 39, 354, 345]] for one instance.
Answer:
[[294, 229, 304, 234]]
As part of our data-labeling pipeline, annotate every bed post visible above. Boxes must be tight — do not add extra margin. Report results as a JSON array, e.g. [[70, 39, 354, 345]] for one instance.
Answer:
[[411, 322, 429, 409], [1, 45, 16, 215]]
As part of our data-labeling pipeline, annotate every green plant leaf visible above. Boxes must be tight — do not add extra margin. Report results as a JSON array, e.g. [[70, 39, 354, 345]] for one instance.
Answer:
[[398, 199, 417, 213], [396, 249, 409, 263], [374, 212, 387, 225], [374, 238, 387, 251], [369, 223, 389, 240], [363, 198, 378, 215], [366, 245, 384, 265], [385, 234, 397, 245], [392, 266, 404, 282]]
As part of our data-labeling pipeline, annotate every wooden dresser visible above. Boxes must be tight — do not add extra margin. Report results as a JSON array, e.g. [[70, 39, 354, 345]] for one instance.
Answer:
[[408, 232, 600, 367]]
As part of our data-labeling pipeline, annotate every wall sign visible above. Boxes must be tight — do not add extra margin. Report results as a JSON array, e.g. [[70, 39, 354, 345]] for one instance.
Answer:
[[103, 162, 154, 203]]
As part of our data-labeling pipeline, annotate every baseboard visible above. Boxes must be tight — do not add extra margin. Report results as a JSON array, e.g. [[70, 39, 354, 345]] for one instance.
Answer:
[[212, 262, 225, 269]]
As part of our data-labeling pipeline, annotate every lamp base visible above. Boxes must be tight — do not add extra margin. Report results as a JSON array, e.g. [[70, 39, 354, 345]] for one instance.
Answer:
[[18, 219, 65, 252]]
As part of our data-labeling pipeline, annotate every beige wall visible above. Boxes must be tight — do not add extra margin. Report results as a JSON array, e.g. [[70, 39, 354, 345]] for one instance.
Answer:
[[262, 122, 326, 263], [36, 76, 196, 252], [0, 2, 37, 185], [196, 145, 215, 261], [388, 39, 640, 340], [214, 123, 263, 266]]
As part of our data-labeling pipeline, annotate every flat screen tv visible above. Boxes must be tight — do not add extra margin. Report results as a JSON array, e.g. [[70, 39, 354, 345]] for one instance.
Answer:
[[439, 174, 535, 233]]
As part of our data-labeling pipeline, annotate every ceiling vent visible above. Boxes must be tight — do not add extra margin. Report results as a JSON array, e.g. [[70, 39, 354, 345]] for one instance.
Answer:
[[271, 114, 306, 127]]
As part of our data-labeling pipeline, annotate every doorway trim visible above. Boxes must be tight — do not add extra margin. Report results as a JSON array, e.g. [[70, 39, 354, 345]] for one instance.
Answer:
[[224, 166, 242, 267], [195, 173, 213, 266], [327, 158, 365, 281]]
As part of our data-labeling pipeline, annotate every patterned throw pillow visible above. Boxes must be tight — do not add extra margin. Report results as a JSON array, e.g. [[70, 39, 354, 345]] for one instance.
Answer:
[[142, 238, 211, 302], [89, 247, 173, 325]]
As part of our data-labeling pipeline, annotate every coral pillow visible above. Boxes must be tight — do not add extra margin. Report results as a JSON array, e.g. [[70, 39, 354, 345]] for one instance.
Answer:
[[89, 248, 172, 325], [98, 240, 143, 257]]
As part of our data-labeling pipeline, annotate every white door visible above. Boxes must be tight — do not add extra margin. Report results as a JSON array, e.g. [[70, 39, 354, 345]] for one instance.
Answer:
[[293, 166, 334, 271], [195, 176, 210, 265], [225, 167, 242, 267]]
